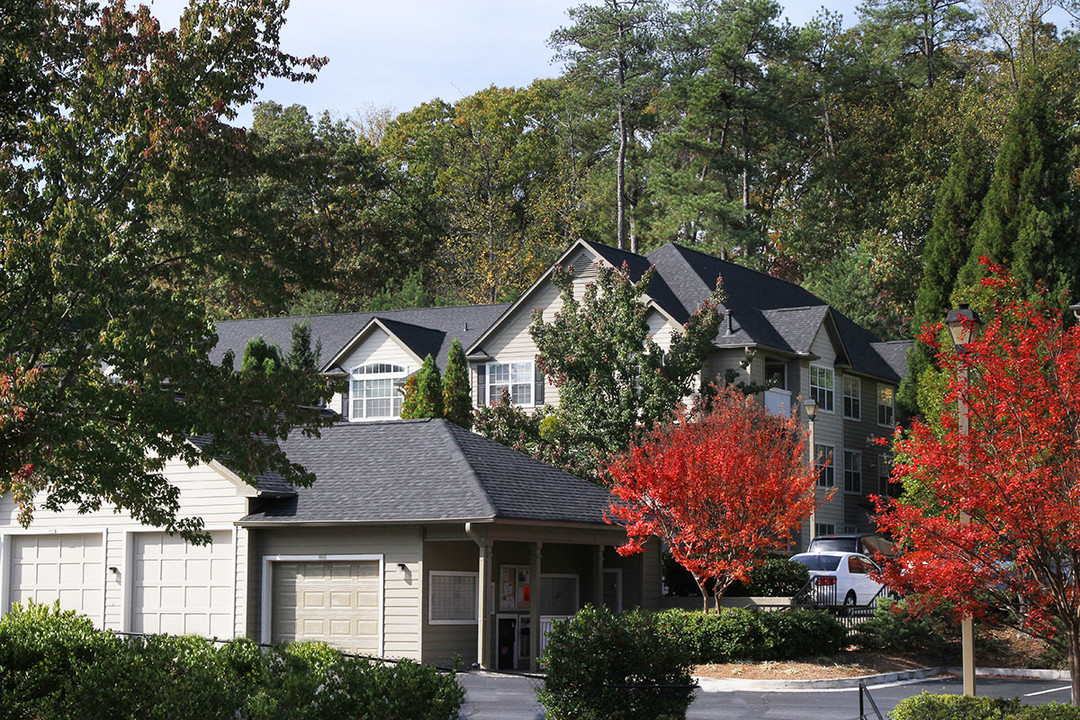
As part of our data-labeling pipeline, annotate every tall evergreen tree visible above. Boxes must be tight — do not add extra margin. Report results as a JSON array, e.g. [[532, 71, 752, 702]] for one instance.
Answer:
[[959, 73, 1080, 302], [442, 339, 473, 430], [550, 0, 665, 252], [899, 116, 991, 413], [285, 321, 320, 371], [400, 355, 443, 419]]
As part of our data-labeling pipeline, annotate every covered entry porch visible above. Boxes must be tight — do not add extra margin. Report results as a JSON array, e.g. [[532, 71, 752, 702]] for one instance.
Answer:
[[442, 520, 658, 671]]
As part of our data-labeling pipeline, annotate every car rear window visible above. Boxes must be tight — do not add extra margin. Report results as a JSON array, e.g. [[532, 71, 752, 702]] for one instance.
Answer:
[[808, 538, 856, 553], [792, 554, 842, 571]]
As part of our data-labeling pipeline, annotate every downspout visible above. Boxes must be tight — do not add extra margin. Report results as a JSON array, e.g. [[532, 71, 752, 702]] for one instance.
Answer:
[[465, 523, 491, 669]]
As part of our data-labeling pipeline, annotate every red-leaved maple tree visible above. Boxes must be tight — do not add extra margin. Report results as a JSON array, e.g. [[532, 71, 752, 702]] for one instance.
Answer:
[[607, 385, 819, 611], [875, 270, 1080, 705]]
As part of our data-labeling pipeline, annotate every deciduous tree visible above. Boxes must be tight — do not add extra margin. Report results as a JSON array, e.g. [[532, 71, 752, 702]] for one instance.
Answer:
[[0, 0, 332, 541], [876, 269, 1080, 705], [607, 385, 819, 610], [529, 261, 723, 479]]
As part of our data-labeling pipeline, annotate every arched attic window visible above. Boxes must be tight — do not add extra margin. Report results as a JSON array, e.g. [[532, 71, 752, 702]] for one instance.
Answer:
[[349, 363, 407, 421]]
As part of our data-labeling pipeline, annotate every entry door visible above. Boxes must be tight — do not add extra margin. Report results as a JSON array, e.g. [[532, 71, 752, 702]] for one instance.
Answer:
[[602, 569, 622, 612]]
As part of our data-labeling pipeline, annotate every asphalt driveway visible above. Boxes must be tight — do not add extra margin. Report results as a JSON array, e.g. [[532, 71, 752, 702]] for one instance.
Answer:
[[456, 671, 1074, 719]]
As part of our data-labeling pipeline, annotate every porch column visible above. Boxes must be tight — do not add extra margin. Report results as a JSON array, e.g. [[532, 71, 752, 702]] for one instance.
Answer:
[[476, 539, 492, 668], [529, 541, 542, 672], [593, 545, 604, 606]]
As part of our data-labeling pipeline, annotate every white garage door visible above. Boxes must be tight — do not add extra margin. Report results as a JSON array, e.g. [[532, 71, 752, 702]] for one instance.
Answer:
[[8, 533, 104, 625], [131, 531, 232, 638], [271, 560, 380, 655]]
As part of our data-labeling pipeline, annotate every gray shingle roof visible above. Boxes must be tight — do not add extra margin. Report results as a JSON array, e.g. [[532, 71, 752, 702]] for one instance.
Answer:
[[214, 304, 509, 373], [871, 340, 915, 382], [646, 243, 902, 381], [188, 434, 295, 496], [240, 419, 617, 526]]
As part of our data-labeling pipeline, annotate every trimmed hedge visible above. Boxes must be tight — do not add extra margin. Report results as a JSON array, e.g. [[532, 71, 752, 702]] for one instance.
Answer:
[[0, 601, 464, 720], [852, 598, 956, 659], [538, 605, 695, 720], [891, 694, 1080, 719], [655, 607, 847, 663]]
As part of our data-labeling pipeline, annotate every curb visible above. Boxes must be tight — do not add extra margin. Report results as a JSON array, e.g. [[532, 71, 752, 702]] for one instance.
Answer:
[[945, 666, 1071, 681], [694, 667, 947, 692], [694, 666, 1070, 692]]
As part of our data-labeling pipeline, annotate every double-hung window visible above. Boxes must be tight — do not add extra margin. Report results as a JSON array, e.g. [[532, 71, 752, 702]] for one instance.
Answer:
[[815, 444, 834, 488], [842, 375, 861, 420], [487, 361, 534, 406], [809, 365, 834, 412], [843, 450, 862, 494], [350, 363, 406, 420], [877, 384, 895, 427]]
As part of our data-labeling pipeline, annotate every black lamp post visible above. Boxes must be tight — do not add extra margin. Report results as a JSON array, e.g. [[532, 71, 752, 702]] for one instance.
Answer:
[[804, 398, 818, 543]]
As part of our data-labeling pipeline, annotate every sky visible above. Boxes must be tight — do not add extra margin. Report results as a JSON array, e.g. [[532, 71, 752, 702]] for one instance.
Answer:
[[146, 0, 862, 126]]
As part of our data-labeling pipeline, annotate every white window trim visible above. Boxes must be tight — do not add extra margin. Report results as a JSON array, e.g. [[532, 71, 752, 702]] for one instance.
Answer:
[[486, 360, 535, 408], [842, 375, 861, 421], [843, 449, 862, 495], [349, 363, 407, 422], [877, 383, 896, 428], [809, 364, 835, 413], [260, 554, 384, 658], [428, 571, 479, 625]]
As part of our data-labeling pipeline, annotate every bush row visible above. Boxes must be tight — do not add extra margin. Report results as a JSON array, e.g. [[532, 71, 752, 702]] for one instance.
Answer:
[[891, 694, 1080, 720], [0, 601, 463, 720], [655, 607, 847, 663], [538, 604, 848, 720]]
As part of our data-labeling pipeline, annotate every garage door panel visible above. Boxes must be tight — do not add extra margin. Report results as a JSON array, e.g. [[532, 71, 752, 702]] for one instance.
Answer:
[[8, 534, 103, 626], [271, 560, 380, 655], [131, 531, 231, 638]]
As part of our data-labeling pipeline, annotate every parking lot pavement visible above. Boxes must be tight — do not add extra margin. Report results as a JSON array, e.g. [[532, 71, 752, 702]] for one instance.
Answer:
[[457, 671, 1073, 719]]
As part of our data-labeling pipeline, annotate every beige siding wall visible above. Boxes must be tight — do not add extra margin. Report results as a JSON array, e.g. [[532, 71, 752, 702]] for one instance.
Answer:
[[338, 328, 419, 373], [249, 525, 423, 661], [473, 268, 564, 409], [422, 540, 479, 666], [0, 457, 251, 634], [703, 348, 752, 388]]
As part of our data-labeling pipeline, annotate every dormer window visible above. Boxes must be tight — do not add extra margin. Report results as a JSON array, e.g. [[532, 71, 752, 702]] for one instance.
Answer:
[[350, 363, 406, 420]]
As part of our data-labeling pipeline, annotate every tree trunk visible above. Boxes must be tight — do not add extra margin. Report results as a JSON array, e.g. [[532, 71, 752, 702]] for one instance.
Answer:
[[616, 58, 628, 252], [1069, 626, 1080, 706]]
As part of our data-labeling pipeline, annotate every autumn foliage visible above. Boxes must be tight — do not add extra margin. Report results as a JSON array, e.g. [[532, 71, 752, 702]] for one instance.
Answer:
[[606, 385, 819, 610], [875, 269, 1080, 704]]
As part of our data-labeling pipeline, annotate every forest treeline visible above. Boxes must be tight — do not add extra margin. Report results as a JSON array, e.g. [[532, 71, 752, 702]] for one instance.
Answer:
[[212, 0, 1080, 353]]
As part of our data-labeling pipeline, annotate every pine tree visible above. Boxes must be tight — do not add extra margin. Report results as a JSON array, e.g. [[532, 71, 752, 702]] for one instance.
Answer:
[[286, 321, 320, 371], [899, 116, 991, 414], [442, 339, 472, 430], [959, 73, 1080, 302], [400, 355, 443, 419]]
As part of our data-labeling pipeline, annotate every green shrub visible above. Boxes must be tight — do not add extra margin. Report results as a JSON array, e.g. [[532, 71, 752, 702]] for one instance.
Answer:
[[246, 642, 462, 720], [0, 600, 124, 720], [538, 605, 695, 720], [759, 609, 846, 659], [744, 559, 811, 597], [656, 608, 846, 663], [0, 604, 463, 720], [853, 598, 956, 659], [891, 693, 1080, 719]]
